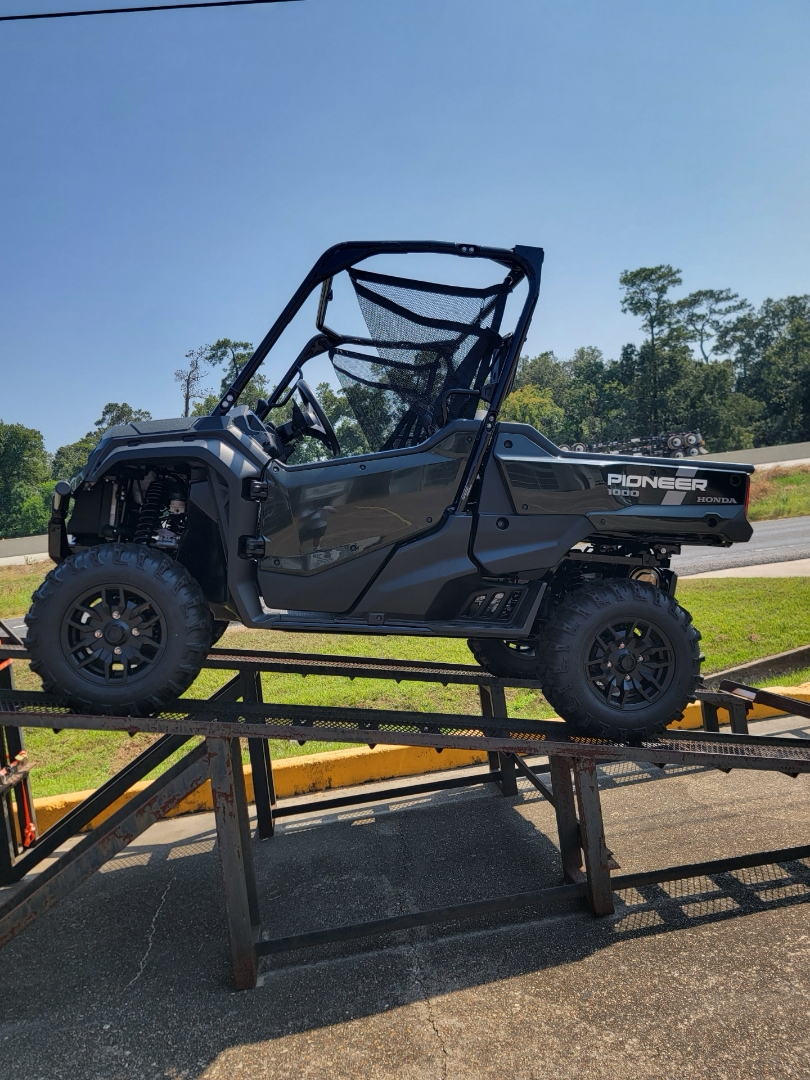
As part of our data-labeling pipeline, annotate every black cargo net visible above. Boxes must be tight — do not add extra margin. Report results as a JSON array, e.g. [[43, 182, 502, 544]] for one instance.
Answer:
[[330, 268, 511, 452]]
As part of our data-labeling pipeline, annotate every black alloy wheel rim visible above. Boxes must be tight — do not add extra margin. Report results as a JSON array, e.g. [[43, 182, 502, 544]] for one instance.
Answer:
[[584, 617, 675, 711], [60, 583, 167, 685]]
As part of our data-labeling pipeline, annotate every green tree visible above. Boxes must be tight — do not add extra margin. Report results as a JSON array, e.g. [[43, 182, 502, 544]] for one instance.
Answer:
[[674, 289, 750, 361], [0, 421, 52, 538], [499, 384, 566, 441], [174, 346, 211, 417], [721, 296, 810, 445], [51, 403, 152, 481], [51, 434, 97, 481], [188, 339, 270, 416], [619, 265, 684, 433]]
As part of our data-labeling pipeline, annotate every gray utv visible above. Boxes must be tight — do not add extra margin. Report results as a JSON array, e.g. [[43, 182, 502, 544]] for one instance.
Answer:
[[28, 241, 753, 740]]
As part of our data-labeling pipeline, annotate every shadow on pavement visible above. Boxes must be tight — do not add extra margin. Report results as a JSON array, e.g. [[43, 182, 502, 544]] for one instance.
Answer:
[[0, 764, 808, 1079]]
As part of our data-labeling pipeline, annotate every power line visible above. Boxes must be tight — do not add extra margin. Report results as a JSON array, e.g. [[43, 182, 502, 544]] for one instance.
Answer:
[[0, 0, 301, 21]]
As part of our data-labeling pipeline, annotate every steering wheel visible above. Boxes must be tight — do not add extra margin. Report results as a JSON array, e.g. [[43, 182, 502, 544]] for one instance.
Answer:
[[292, 379, 341, 457]]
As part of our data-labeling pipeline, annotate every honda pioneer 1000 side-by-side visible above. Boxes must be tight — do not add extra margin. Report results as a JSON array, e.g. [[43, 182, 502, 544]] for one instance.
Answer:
[[28, 241, 754, 740]]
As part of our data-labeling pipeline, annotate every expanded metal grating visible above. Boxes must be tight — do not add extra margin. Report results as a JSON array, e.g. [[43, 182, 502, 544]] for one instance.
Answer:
[[2, 689, 810, 773], [0, 640, 544, 687], [203, 648, 544, 686]]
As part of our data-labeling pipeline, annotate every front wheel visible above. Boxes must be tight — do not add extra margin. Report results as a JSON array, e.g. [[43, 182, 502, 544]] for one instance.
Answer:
[[536, 580, 702, 741], [26, 543, 213, 716]]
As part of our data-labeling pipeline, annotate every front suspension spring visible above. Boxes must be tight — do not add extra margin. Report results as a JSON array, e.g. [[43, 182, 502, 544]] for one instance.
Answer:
[[133, 478, 166, 545]]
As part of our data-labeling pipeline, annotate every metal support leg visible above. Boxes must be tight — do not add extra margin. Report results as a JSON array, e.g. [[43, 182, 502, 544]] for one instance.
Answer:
[[729, 699, 750, 735], [209, 737, 259, 991], [0, 742, 213, 949], [549, 754, 584, 883], [479, 684, 517, 795], [701, 701, 720, 732], [0, 658, 37, 884], [572, 758, 614, 916], [242, 671, 275, 839], [498, 751, 518, 796]]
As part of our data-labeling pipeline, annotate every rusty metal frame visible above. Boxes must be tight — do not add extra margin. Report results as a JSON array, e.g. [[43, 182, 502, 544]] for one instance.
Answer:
[[0, 631, 807, 990]]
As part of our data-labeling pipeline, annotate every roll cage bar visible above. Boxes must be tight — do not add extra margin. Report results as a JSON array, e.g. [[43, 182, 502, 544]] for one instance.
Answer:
[[213, 240, 544, 424]]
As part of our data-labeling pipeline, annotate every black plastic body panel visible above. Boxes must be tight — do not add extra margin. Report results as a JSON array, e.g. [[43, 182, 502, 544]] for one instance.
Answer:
[[67, 479, 113, 541], [258, 545, 392, 614], [352, 515, 477, 620], [256, 422, 478, 581], [73, 408, 270, 624], [491, 423, 753, 545], [586, 505, 753, 543], [176, 500, 228, 603], [472, 513, 592, 575]]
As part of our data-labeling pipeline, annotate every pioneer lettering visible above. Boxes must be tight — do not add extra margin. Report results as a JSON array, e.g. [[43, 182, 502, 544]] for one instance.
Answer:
[[606, 472, 708, 492]]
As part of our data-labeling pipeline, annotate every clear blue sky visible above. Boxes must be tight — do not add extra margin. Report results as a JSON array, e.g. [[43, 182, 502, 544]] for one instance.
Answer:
[[1, 0, 808, 450]]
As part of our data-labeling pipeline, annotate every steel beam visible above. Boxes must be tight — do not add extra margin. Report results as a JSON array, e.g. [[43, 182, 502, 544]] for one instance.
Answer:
[[572, 758, 614, 916], [479, 684, 518, 795], [209, 737, 259, 990], [508, 752, 556, 806], [241, 671, 275, 839], [5, 732, 190, 881], [257, 881, 588, 957], [0, 742, 212, 949], [549, 755, 584, 883]]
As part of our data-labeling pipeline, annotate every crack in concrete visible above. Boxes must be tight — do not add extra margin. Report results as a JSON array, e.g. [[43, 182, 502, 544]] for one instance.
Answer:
[[409, 943, 449, 1079], [391, 814, 449, 1079], [122, 879, 173, 992]]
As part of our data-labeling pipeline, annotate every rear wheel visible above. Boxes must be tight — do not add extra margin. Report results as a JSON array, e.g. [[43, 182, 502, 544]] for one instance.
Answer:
[[26, 543, 213, 716], [536, 579, 702, 741], [467, 637, 541, 680]]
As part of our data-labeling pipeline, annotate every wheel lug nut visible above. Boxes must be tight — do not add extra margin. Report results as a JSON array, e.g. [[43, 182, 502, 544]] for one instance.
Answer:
[[94, 631, 102, 638], [112, 611, 120, 619], [114, 647, 122, 655], [131, 628, 139, 637], [606, 662, 612, 668]]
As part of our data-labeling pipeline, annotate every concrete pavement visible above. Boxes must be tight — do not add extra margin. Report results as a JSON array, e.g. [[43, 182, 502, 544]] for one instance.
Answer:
[[1, 715, 809, 1079], [686, 556, 810, 579]]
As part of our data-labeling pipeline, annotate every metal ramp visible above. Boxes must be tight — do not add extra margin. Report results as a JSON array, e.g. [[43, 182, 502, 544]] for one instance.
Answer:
[[1, 623, 809, 990]]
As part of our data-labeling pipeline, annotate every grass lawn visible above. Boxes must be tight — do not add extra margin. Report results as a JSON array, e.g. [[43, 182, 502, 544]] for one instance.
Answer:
[[2, 563, 809, 797], [748, 465, 810, 522], [0, 562, 46, 619]]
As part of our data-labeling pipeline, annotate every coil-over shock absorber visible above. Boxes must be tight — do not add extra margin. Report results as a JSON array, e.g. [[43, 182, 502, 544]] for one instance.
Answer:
[[133, 477, 167, 545]]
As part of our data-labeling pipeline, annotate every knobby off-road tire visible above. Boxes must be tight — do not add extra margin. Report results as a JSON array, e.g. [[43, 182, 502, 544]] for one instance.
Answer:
[[26, 543, 213, 716], [467, 637, 542, 680], [536, 579, 702, 741]]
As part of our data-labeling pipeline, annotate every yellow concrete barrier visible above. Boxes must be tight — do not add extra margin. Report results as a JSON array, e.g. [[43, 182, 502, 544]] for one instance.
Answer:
[[32, 683, 810, 833], [33, 744, 489, 833]]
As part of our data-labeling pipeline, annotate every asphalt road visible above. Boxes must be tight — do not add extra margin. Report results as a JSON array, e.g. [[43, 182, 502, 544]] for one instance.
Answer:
[[672, 515, 810, 576]]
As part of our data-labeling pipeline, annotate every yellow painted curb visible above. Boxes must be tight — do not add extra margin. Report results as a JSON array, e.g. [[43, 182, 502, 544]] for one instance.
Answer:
[[32, 744, 489, 833], [31, 683, 810, 833]]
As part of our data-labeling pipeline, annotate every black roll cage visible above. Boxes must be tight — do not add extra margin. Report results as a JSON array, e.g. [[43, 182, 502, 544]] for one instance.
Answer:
[[213, 240, 544, 420], [213, 241, 543, 512]]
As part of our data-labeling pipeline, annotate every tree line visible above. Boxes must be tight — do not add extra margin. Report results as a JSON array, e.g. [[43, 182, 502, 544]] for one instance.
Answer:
[[2, 266, 809, 538], [502, 267, 810, 451]]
